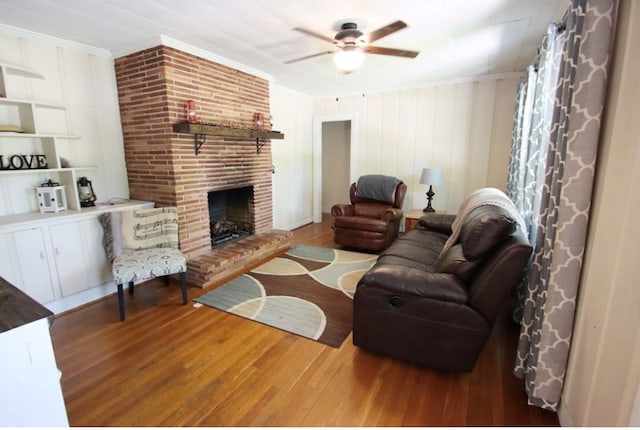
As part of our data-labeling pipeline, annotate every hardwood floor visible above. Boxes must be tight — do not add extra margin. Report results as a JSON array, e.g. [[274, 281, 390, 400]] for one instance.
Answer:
[[50, 214, 559, 426]]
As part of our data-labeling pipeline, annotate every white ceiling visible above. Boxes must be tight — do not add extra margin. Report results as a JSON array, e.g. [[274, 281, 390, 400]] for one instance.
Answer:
[[0, 0, 566, 97]]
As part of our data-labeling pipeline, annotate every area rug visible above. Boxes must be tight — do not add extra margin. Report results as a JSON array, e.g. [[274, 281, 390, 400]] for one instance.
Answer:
[[194, 245, 378, 347]]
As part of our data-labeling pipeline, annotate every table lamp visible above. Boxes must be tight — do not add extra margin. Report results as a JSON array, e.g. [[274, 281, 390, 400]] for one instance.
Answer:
[[420, 168, 443, 212]]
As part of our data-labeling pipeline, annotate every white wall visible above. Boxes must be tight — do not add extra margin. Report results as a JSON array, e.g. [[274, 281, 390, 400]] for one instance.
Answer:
[[312, 77, 520, 215], [559, 0, 640, 425], [0, 25, 129, 215]]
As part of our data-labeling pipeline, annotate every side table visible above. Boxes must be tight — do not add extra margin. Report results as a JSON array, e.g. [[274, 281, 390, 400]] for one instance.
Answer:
[[404, 209, 449, 231]]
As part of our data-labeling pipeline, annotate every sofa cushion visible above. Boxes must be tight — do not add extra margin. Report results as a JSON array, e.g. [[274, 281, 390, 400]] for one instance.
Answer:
[[459, 206, 517, 260], [434, 244, 478, 282]]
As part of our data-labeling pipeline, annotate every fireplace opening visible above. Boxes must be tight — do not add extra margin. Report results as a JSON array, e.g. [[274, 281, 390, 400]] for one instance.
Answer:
[[208, 186, 254, 247]]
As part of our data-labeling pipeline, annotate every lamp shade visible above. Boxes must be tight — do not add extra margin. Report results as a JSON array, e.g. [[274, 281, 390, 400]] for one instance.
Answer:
[[420, 168, 443, 186], [333, 48, 365, 72]]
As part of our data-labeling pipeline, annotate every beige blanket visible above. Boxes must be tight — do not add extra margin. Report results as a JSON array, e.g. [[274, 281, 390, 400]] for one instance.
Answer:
[[439, 188, 527, 258]]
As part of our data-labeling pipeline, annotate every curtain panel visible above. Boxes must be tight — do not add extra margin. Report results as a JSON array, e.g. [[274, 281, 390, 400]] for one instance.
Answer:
[[509, 0, 616, 411]]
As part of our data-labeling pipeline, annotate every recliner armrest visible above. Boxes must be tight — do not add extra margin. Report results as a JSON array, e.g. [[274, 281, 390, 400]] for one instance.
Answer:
[[359, 264, 468, 304], [381, 208, 404, 222], [331, 204, 354, 217]]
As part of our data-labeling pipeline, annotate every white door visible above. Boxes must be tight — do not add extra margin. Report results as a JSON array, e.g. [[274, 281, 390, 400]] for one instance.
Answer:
[[49, 218, 111, 297]]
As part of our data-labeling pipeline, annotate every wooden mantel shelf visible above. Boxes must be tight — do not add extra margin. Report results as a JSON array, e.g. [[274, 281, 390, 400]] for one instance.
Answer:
[[172, 122, 284, 155]]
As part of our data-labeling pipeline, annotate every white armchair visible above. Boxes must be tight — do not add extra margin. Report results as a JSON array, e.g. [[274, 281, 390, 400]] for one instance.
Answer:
[[99, 207, 187, 321]]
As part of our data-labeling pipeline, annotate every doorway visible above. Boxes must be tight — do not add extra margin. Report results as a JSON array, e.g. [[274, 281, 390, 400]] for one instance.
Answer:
[[313, 114, 357, 223]]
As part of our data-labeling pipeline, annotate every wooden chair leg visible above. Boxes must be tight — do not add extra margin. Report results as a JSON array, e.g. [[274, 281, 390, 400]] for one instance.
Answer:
[[117, 283, 125, 321], [180, 272, 188, 304], [128, 281, 134, 295]]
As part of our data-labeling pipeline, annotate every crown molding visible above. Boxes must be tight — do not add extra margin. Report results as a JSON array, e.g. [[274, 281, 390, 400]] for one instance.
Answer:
[[0, 24, 112, 58]]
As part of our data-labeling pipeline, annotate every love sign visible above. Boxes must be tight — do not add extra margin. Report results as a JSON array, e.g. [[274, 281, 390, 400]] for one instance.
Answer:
[[0, 154, 48, 170]]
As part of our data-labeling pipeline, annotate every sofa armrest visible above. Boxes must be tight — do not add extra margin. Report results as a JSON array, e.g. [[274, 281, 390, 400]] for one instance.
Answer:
[[359, 264, 468, 304], [331, 204, 354, 217], [417, 213, 455, 234], [381, 208, 404, 223]]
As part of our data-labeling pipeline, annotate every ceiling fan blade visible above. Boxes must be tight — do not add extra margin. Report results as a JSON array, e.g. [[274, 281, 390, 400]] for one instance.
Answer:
[[284, 50, 335, 64], [366, 20, 408, 43], [293, 27, 336, 44], [364, 46, 419, 58]]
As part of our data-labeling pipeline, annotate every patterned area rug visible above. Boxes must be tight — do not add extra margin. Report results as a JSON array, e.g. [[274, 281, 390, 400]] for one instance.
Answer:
[[194, 245, 377, 347]]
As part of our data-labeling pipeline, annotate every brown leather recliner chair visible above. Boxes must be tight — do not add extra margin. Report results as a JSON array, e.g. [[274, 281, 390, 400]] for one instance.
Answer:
[[352, 189, 533, 372], [331, 175, 407, 253]]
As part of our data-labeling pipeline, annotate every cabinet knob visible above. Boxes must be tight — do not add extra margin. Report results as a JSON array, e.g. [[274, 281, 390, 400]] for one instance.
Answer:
[[40, 251, 46, 259]]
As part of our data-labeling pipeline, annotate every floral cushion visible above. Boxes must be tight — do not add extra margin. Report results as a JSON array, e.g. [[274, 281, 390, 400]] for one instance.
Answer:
[[113, 247, 186, 285]]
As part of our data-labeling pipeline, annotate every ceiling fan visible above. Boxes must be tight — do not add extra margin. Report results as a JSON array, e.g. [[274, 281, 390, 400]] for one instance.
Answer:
[[286, 20, 419, 73]]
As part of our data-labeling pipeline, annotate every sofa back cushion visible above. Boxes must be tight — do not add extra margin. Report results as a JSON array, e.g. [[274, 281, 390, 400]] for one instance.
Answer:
[[434, 205, 518, 282], [460, 205, 517, 260]]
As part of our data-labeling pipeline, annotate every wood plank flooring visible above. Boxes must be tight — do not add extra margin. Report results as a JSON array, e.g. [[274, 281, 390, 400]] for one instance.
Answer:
[[50, 214, 559, 426]]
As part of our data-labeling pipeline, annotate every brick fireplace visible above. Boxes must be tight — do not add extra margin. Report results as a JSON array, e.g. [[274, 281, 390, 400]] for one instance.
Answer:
[[114, 45, 291, 288]]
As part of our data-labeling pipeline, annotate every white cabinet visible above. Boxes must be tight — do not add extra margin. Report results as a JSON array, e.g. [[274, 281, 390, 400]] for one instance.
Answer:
[[0, 309, 69, 427], [0, 220, 109, 303], [0, 62, 95, 213], [0, 227, 57, 304], [0, 201, 154, 312], [49, 218, 111, 297]]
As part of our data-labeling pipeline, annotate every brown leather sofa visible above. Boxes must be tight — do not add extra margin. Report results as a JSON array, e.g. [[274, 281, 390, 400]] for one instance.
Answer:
[[352, 190, 532, 372], [331, 175, 407, 253]]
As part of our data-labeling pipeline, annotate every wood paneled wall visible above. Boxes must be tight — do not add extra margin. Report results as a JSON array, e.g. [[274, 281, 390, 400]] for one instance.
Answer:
[[312, 77, 520, 213]]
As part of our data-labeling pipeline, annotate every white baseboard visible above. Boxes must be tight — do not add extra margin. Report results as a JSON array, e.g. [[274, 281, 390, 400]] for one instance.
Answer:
[[277, 217, 314, 232], [46, 282, 115, 315], [558, 397, 574, 427]]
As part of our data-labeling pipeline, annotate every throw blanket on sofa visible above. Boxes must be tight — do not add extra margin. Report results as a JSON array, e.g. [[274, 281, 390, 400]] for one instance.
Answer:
[[439, 188, 528, 258], [355, 175, 402, 204]]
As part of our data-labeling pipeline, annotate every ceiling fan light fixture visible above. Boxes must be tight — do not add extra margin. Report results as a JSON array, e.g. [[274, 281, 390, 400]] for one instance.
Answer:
[[333, 48, 366, 72]]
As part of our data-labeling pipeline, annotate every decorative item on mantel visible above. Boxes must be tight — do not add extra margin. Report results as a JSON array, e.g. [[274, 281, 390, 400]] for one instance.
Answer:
[[36, 179, 67, 213], [185, 100, 198, 124], [420, 168, 444, 212], [253, 113, 265, 130]]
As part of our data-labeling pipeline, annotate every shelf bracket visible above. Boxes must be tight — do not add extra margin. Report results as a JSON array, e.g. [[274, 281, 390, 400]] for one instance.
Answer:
[[256, 138, 266, 155], [194, 133, 206, 155]]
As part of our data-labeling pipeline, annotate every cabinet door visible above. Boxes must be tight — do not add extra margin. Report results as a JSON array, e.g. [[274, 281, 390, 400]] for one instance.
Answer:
[[49, 218, 111, 297], [0, 228, 57, 304], [79, 217, 111, 287]]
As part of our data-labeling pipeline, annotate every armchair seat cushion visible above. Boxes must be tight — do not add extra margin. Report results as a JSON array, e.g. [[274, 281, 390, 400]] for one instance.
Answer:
[[333, 216, 391, 233], [113, 247, 186, 285]]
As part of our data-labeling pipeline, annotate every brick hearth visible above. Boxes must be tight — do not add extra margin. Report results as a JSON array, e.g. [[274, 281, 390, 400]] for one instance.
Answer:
[[114, 45, 291, 287], [189, 230, 292, 289]]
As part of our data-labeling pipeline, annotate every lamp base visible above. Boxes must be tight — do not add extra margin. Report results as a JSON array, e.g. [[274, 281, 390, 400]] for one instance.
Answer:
[[423, 185, 436, 213]]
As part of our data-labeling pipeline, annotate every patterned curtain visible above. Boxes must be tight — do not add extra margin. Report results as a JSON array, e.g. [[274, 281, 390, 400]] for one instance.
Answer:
[[508, 0, 616, 411], [508, 26, 566, 322]]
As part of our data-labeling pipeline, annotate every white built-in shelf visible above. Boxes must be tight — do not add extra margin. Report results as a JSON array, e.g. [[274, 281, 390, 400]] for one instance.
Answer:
[[0, 63, 46, 80], [0, 97, 67, 110], [0, 62, 95, 212], [0, 132, 81, 139], [0, 166, 95, 176]]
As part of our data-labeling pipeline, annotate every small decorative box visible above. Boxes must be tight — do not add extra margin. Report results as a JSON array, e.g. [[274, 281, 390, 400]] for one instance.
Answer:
[[36, 182, 67, 213]]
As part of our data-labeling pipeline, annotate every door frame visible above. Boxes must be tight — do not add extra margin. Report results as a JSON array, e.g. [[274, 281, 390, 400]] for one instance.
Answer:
[[312, 113, 358, 223]]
